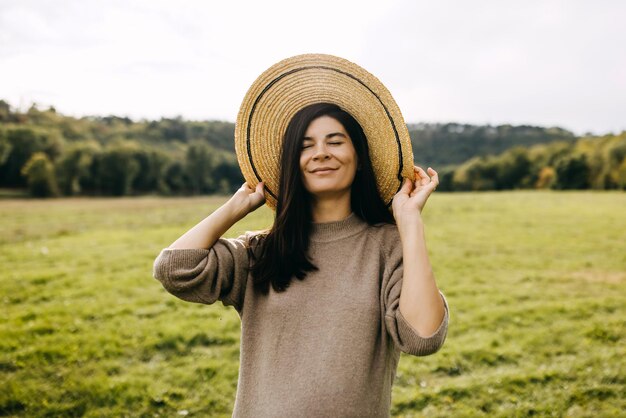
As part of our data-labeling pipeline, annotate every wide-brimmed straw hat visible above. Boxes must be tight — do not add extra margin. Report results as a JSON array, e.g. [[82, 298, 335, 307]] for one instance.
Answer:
[[234, 53, 415, 211]]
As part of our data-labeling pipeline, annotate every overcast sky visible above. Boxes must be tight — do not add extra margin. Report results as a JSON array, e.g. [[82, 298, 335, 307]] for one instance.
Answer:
[[1, 0, 624, 136]]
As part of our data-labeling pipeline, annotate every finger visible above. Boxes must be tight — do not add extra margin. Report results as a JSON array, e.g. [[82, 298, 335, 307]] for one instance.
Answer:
[[256, 181, 264, 194], [415, 166, 431, 185], [427, 167, 439, 189], [415, 166, 429, 178], [413, 166, 423, 183]]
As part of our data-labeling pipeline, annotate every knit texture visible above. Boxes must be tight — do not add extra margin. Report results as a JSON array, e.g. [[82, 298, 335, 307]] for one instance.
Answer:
[[153, 212, 450, 417]]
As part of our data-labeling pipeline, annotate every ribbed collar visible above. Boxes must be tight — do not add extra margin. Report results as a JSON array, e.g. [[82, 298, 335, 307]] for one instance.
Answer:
[[309, 212, 369, 243]]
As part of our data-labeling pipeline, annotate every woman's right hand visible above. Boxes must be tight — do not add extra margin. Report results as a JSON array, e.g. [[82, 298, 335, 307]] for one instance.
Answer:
[[228, 181, 266, 218]]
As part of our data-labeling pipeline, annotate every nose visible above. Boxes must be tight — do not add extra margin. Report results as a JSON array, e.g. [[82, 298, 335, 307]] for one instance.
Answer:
[[312, 143, 330, 161]]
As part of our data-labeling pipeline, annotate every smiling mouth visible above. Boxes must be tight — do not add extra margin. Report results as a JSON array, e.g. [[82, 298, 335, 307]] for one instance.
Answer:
[[311, 168, 337, 174]]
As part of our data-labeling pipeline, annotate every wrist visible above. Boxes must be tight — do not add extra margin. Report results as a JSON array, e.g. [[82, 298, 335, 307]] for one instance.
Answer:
[[398, 217, 424, 236], [223, 198, 248, 221], [396, 212, 423, 229]]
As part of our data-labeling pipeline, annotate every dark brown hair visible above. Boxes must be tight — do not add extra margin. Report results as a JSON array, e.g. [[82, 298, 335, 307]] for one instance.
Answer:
[[250, 102, 395, 295]]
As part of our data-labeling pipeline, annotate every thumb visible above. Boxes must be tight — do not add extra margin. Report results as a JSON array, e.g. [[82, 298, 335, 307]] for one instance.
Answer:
[[399, 178, 412, 194], [256, 181, 265, 195]]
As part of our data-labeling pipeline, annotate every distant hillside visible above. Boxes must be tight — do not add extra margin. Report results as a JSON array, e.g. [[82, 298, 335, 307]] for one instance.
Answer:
[[407, 122, 577, 169]]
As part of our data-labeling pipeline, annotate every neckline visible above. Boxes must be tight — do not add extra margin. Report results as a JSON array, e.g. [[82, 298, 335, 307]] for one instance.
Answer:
[[309, 212, 369, 242]]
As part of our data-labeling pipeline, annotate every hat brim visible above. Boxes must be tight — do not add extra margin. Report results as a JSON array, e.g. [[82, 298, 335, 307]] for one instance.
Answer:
[[235, 53, 415, 211]]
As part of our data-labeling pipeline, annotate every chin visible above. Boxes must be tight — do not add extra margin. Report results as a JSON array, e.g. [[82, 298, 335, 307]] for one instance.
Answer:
[[305, 185, 351, 197]]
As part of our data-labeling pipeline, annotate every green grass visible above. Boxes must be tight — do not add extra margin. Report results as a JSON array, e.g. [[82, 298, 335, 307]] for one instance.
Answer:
[[1, 191, 625, 417]]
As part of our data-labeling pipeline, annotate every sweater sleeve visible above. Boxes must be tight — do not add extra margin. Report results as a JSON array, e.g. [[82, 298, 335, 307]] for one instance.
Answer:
[[381, 228, 450, 357], [152, 232, 257, 314]]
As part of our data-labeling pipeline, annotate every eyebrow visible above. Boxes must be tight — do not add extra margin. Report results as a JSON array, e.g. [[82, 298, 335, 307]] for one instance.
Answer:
[[302, 132, 347, 141]]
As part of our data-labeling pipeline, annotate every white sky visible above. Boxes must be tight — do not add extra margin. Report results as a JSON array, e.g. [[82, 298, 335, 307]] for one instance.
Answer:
[[1, 0, 624, 136]]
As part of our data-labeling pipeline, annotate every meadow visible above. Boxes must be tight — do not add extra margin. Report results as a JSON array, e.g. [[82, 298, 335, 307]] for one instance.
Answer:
[[1, 191, 624, 417]]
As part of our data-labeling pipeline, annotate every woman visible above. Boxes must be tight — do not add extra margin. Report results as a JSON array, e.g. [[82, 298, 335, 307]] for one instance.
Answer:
[[153, 55, 449, 418]]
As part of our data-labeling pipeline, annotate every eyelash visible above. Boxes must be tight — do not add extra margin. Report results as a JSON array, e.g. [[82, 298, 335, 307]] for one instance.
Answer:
[[302, 142, 342, 149]]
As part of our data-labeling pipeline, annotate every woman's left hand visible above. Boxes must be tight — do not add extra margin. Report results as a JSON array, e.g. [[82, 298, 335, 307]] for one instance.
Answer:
[[392, 166, 438, 225]]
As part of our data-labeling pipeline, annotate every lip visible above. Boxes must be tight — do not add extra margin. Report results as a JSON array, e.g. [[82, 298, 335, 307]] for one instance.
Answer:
[[310, 168, 338, 174]]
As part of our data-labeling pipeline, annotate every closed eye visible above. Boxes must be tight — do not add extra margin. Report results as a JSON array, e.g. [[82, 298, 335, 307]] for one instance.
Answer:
[[301, 141, 343, 149]]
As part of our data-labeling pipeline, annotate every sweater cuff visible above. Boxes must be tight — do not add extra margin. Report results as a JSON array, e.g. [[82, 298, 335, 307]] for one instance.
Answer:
[[396, 291, 449, 356]]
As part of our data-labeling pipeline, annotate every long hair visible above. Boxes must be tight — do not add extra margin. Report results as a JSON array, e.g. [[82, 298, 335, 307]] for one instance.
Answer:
[[250, 102, 395, 295]]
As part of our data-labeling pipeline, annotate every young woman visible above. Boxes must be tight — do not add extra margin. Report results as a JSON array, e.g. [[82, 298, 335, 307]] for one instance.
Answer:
[[153, 54, 449, 418], [153, 101, 450, 417]]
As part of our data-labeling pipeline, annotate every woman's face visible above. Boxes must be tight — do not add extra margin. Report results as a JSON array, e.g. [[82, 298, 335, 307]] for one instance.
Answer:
[[299, 115, 358, 201]]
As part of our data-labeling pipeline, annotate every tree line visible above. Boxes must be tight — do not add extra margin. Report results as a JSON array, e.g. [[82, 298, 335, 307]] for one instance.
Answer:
[[436, 135, 626, 191], [1, 100, 624, 197], [0, 101, 243, 197]]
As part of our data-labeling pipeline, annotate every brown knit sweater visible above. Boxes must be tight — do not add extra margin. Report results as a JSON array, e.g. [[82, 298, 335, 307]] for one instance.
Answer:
[[153, 212, 450, 417]]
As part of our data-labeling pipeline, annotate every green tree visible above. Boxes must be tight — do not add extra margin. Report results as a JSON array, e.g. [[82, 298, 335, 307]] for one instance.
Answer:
[[96, 141, 141, 196], [55, 141, 100, 195], [0, 99, 10, 122], [452, 156, 498, 191], [213, 159, 244, 194], [617, 159, 626, 190], [495, 147, 532, 189], [185, 141, 219, 194], [0, 132, 12, 166], [553, 154, 590, 189], [600, 138, 626, 189], [435, 167, 455, 192], [131, 148, 172, 194], [0, 126, 65, 187], [20, 152, 60, 197], [164, 161, 190, 195]]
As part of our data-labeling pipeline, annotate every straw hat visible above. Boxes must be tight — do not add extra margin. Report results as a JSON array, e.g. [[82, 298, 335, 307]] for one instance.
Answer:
[[234, 53, 415, 211]]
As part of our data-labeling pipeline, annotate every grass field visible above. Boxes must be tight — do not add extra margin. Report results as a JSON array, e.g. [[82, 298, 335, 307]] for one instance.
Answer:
[[1, 191, 625, 417]]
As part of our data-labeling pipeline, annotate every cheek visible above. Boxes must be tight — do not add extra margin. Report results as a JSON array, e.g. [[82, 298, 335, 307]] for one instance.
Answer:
[[344, 150, 358, 167]]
